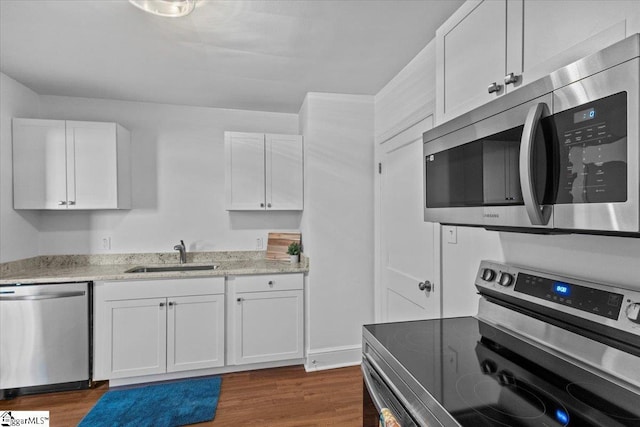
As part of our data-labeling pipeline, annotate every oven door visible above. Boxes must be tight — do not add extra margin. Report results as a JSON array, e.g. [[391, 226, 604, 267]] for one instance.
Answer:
[[362, 358, 419, 427], [423, 94, 555, 230], [550, 58, 639, 233]]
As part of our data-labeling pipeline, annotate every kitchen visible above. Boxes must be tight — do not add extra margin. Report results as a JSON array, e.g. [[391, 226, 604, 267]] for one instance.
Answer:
[[2, 0, 640, 426]]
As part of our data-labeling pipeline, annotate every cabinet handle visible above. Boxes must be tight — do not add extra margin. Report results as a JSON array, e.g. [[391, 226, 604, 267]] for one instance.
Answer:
[[260, 203, 265, 208], [268, 280, 274, 286], [168, 301, 175, 307], [504, 72, 519, 85], [267, 203, 272, 208], [68, 200, 76, 205], [159, 302, 165, 307], [487, 82, 502, 94], [58, 201, 67, 206], [237, 297, 243, 302]]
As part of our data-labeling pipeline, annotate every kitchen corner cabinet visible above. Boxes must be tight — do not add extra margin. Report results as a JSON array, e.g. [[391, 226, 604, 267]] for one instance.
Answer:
[[12, 118, 131, 210], [93, 278, 225, 380], [435, 0, 640, 124], [228, 273, 304, 365], [225, 131, 303, 211]]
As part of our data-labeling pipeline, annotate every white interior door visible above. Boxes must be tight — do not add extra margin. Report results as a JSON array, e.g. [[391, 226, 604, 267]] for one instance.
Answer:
[[379, 120, 440, 322]]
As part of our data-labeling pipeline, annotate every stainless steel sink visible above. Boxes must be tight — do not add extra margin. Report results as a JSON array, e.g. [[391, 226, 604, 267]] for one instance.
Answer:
[[125, 265, 219, 273]]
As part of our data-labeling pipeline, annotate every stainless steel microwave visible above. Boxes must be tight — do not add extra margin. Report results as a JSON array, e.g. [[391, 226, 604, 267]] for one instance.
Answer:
[[423, 34, 639, 235]]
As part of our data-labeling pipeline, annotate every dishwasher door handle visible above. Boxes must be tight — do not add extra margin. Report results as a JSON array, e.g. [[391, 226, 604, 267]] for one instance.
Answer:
[[0, 291, 86, 301]]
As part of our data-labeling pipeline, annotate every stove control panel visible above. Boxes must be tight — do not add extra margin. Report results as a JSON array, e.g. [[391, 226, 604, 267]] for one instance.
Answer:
[[514, 273, 623, 320], [475, 260, 640, 332], [626, 303, 640, 324]]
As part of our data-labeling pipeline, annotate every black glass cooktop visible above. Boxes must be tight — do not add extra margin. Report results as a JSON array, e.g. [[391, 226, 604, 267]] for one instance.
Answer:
[[364, 317, 640, 426]]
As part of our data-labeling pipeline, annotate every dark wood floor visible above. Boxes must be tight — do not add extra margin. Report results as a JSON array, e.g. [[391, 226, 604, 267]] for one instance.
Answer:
[[0, 365, 363, 426]]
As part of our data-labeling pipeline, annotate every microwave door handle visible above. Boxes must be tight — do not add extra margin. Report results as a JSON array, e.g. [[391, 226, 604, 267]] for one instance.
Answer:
[[520, 103, 551, 225]]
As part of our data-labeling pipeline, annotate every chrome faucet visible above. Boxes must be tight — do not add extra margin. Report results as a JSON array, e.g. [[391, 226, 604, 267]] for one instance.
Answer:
[[173, 240, 187, 264]]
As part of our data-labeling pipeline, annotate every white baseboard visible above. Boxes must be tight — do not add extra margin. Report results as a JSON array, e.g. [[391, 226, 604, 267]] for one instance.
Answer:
[[107, 358, 305, 388], [304, 344, 362, 372]]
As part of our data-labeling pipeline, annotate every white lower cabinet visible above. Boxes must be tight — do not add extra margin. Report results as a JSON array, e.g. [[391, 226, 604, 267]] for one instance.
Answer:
[[94, 277, 225, 381], [94, 273, 305, 382], [106, 297, 168, 378], [167, 295, 225, 372], [229, 273, 304, 365]]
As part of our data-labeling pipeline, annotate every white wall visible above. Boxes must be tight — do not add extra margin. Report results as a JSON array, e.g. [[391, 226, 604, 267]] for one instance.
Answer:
[[0, 73, 41, 262], [35, 95, 300, 255], [498, 232, 640, 291], [299, 92, 375, 369]]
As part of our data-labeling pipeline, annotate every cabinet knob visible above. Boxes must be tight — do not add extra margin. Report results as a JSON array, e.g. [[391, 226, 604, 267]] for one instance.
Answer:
[[267, 203, 272, 208], [260, 203, 265, 208], [237, 298, 243, 302], [504, 72, 519, 85], [159, 302, 165, 307], [68, 200, 76, 205], [168, 301, 175, 307], [487, 82, 502, 94], [58, 201, 67, 205], [418, 281, 433, 292], [268, 280, 274, 286]]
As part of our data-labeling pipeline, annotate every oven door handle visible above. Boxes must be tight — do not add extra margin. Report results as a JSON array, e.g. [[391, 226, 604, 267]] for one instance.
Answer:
[[361, 361, 386, 413], [520, 102, 552, 226], [363, 352, 421, 420]]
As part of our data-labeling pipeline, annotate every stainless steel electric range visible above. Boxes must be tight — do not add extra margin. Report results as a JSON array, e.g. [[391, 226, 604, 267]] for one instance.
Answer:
[[362, 260, 640, 426]]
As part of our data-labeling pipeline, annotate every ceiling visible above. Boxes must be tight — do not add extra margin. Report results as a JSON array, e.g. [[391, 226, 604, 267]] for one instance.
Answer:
[[0, 0, 464, 113]]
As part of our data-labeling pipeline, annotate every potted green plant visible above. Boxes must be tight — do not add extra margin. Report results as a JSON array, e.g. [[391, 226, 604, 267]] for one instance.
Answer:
[[287, 242, 301, 264]]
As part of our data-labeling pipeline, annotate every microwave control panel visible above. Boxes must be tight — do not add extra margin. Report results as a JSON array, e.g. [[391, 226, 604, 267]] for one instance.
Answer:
[[553, 91, 627, 205]]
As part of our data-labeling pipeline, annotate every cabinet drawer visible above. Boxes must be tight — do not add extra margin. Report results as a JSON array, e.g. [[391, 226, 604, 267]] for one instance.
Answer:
[[96, 276, 225, 300], [230, 273, 303, 293]]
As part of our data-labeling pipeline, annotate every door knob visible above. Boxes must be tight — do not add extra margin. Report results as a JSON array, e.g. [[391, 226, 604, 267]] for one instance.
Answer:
[[418, 281, 433, 292]]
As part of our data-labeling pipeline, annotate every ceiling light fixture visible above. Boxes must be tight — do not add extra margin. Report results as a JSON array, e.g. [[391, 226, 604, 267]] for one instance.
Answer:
[[129, 0, 196, 18]]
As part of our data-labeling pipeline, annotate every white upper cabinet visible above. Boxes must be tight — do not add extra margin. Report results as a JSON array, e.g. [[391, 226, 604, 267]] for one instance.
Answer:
[[436, 0, 513, 124], [12, 119, 131, 210], [436, 0, 640, 124], [225, 131, 303, 211]]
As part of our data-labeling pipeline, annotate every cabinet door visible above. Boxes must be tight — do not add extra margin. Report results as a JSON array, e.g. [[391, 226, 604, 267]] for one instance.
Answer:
[[167, 294, 225, 372], [436, 0, 508, 123], [12, 119, 67, 209], [67, 121, 119, 209], [225, 132, 266, 210], [521, 0, 640, 85], [265, 134, 303, 210], [106, 298, 167, 378], [233, 290, 303, 365]]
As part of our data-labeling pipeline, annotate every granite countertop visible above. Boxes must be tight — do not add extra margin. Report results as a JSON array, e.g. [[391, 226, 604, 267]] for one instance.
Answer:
[[0, 251, 309, 285]]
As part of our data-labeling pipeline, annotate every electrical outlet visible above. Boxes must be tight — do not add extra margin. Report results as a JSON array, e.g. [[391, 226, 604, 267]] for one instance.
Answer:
[[102, 237, 112, 250], [256, 237, 263, 250]]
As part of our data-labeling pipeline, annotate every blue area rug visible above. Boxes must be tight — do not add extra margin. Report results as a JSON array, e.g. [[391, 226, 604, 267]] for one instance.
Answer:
[[78, 376, 221, 427]]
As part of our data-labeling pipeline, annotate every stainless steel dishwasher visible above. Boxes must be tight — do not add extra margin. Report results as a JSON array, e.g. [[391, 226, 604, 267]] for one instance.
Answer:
[[0, 282, 91, 399]]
